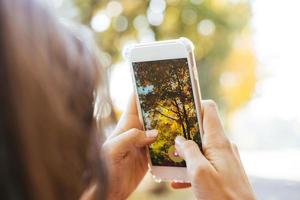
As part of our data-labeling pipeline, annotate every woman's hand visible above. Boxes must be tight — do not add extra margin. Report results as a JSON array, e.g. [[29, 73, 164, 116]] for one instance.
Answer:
[[102, 95, 157, 200], [173, 100, 255, 200]]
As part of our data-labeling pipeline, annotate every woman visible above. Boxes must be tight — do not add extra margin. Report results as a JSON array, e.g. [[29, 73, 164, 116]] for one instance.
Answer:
[[0, 0, 255, 199]]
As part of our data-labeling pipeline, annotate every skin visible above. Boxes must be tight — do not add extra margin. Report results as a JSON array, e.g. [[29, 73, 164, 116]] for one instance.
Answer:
[[83, 96, 255, 200], [173, 100, 256, 200], [101, 95, 157, 200]]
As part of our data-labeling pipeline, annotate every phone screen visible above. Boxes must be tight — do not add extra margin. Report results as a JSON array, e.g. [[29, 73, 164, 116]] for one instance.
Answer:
[[132, 58, 202, 167]]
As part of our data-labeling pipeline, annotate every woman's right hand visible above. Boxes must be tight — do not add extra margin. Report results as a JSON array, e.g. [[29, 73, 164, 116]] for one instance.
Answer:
[[173, 100, 255, 200]]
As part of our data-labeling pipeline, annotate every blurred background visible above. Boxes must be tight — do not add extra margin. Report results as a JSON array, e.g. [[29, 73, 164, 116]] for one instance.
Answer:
[[50, 0, 300, 199]]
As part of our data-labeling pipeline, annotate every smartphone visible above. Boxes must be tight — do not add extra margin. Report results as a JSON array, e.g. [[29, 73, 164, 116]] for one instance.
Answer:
[[124, 38, 203, 182]]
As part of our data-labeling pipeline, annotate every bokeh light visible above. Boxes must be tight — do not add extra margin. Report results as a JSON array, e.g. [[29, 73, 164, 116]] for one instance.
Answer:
[[150, 0, 167, 13], [91, 11, 111, 32], [106, 1, 123, 17], [113, 15, 128, 32], [197, 19, 215, 36], [133, 15, 149, 30]]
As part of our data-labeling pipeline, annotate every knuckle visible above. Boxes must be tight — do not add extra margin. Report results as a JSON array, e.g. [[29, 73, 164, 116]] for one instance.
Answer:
[[128, 128, 142, 135], [192, 163, 210, 178], [129, 128, 139, 133], [102, 142, 113, 156], [204, 100, 218, 109], [183, 140, 197, 151], [231, 142, 238, 151], [231, 143, 241, 156], [222, 139, 232, 150], [125, 128, 144, 140], [215, 138, 232, 150]]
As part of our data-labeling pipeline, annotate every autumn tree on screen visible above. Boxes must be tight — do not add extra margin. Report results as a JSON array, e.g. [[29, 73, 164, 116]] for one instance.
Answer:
[[133, 58, 201, 166]]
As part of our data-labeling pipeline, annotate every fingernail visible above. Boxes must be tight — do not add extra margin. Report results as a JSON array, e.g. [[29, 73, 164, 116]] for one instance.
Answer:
[[175, 136, 186, 147], [146, 130, 158, 138], [174, 150, 179, 157]]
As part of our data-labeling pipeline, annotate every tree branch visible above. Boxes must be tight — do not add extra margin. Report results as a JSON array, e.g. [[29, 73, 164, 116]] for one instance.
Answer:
[[155, 109, 178, 121]]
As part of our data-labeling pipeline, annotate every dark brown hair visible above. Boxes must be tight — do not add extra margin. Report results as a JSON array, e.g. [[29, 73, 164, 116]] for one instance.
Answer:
[[0, 0, 107, 199]]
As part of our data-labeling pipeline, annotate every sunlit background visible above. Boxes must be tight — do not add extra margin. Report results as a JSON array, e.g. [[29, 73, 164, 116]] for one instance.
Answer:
[[50, 0, 300, 199]]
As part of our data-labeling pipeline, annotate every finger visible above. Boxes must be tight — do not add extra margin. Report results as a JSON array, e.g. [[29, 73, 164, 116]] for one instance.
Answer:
[[109, 128, 158, 149], [230, 143, 252, 188], [231, 142, 241, 161], [111, 93, 142, 137], [142, 130, 159, 146], [175, 136, 204, 161], [175, 136, 212, 176], [124, 92, 138, 116], [202, 100, 225, 138], [201, 100, 230, 147], [171, 182, 191, 189], [231, 142, 246, 170]]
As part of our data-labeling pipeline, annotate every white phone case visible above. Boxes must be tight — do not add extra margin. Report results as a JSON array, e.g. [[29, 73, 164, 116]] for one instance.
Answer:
[[124, 38, 203, 182]]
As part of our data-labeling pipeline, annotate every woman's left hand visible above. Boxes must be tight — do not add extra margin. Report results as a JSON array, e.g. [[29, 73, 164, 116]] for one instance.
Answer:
[[102, 95, 157, 200]]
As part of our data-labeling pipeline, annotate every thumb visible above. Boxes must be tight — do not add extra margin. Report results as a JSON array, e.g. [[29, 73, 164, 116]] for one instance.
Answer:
[[202, 100, 227, 142], [175, 136, 212, 179], [110, 94, 142, 138], [109, 128, 158, 149]]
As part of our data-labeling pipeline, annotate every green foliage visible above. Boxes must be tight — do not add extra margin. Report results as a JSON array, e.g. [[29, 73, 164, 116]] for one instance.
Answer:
[[73, 0, 251, 113]]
